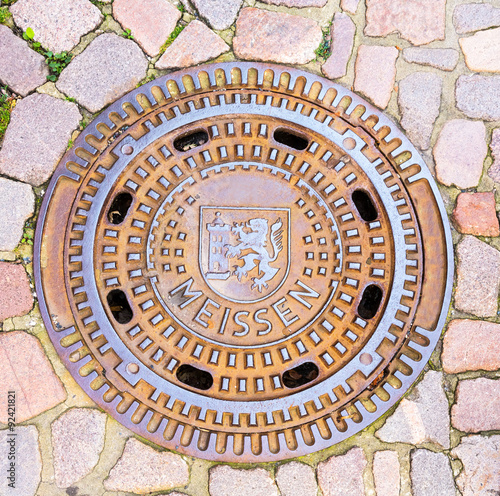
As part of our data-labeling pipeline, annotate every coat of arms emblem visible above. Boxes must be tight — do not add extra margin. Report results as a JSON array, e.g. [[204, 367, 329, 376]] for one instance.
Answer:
[[199, 207, 290, 303]]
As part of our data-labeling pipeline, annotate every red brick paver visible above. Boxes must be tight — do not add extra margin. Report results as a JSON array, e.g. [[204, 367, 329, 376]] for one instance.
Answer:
[[0, 262, 34, 321]]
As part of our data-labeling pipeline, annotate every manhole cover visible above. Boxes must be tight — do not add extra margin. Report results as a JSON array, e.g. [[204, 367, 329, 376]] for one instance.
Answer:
[[35, 62, 453, 462]]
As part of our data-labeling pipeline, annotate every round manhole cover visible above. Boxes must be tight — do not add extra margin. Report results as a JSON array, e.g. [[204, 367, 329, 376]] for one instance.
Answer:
[[35, 62, 453, 462]]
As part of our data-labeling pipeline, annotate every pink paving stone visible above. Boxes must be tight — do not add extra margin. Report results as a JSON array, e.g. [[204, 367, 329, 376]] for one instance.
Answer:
[[433, 119, 487, 189], [322, 13, 356, 80], [341, 0, 360, 14], [260, 0, 327, 7], [209, 465, 279, 496], [443, 320, 500, 374], [402, 47, 459, 71], [156, 20, 229, 70], [460, 27, 500, 73], [456, 75, 500, 122], [233, 8, 322, 65], [0, 331, 66, 424], [317, 448, 367, 496], [453, 192, 499, 237], [452, 435, 500, 496], [452, 378, 500, 432], [0, 93, 81, 187], [113, 0, 181, 57], [10, 0, 102, 53], [410, 450, 455, 496], [0, 25, 48, 97], [276, 462, 318, 496], [365, 0, 446, 46], [488, 129, 500, 182], [0, 262, 33, 321], [354, 45, 398, 109], [455, 236, 500, 318], [373, 451, 400, 496]]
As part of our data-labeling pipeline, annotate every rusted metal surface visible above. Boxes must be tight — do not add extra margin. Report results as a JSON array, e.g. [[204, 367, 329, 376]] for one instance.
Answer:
[[34, 63, 453, 462]]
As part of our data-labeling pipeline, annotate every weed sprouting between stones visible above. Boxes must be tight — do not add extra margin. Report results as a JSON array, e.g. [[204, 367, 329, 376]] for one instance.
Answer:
[[159, 24, 185, 54], [0, 5, 11, 23], [315, 26, 332, 60], [0, 86, 15, 143]]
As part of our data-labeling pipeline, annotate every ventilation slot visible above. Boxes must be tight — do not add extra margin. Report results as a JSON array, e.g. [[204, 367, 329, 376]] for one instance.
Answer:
[[173, 130, 209, 152], [358, 285, 383, 319], [107, 289, 133, 324], [108, 192, 133, 225], [282, 362, 319, 388], [176, 364, 213, 390], [352, 190, 378, 222], [273, 128, 309, 151]]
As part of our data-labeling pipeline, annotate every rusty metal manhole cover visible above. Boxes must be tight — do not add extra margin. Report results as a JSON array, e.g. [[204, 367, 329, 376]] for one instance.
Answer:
[[35, 63, 453, 462]]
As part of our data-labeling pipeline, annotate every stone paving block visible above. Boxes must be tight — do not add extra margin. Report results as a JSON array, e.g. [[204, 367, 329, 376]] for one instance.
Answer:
[[365, 0, 446, 46], [453, 192, 499, 237], [398, 72, 442, 150], [453, 3, 500, 34], [341, 0, 360, 14], [455, 236, 500, 318], [0, 93, 81, 187], [322, 13, 356, 80], [276, 462, 317, 496], [113, 0, 181, 57], [156, 20, 229, 70], [105, 438, 189, 493], [317, 448, 367, 496], [433, 119, 486, 189], [402, 47, 459, 71], [52, 408, 107, 488], [373, 451, 400, 496], [456, 75, 500, 121], [376, 371, 450, 448], [460, 27, 500, 73], [10, 0, 102, 53], [443, 319, 500, 374], [453, 378, 500, 432], [0, 426, 41, 496], [260, 0, 327, 6], [233, 8, 322, 65], [191, 0, 244, 31], [0, 331, 66, 424], [0, 178, 34, 252], [57, 33, 148, 113], [410, 450, 455, 496], [209, 465, 279, 496], [452, 435, 500, 496], [354, 45, 398, 109], [0, 25, 48, 97], [489, 128, 500, 183], [0, 262, 33, 321]]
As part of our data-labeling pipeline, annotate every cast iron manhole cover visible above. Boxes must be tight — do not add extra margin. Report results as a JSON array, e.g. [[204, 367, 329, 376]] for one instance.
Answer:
[[35, 62, 453, 462]]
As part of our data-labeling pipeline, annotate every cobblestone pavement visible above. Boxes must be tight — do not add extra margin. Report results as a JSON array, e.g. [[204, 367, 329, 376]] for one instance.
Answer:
[[0, 0, 500, 494]]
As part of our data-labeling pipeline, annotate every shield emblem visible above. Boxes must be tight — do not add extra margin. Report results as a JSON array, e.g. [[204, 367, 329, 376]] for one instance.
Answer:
[[199, 206, 290, 303]]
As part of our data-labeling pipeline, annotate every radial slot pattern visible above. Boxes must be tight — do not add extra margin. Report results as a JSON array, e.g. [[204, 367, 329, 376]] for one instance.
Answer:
[[34, 62, 453, 462]]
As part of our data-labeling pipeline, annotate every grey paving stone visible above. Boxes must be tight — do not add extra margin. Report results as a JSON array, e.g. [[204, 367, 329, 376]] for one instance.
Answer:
[[52, 408, 107, 488], [191, 0, 244, 30], [209, 466, 279, 496], [317, 448, 367, 496], [233, 8, 322, 65], [11, 0, 102, 53], [455, 236, 500, 318], [488, 128, 500, 182], [0, 93, 81, 187], [453, 2, 500, 34], [398, 72, 442, 150], [0, 178, 34, 252], [104, 438, 189, 493], [376, 371, 450, 448], [276, 462, 317, 496], [410, 450, 455, 496], [452, 435, 500, 496], [322, 13, 356, 80], [260, 0, 327, 6], [56, 33, 148, 113], [0, 426, 41, 496], [402, 47, 459, 71], [456, 75, 500, 121], [156, 20, 229, 70], [0, 25, 48, 96]]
